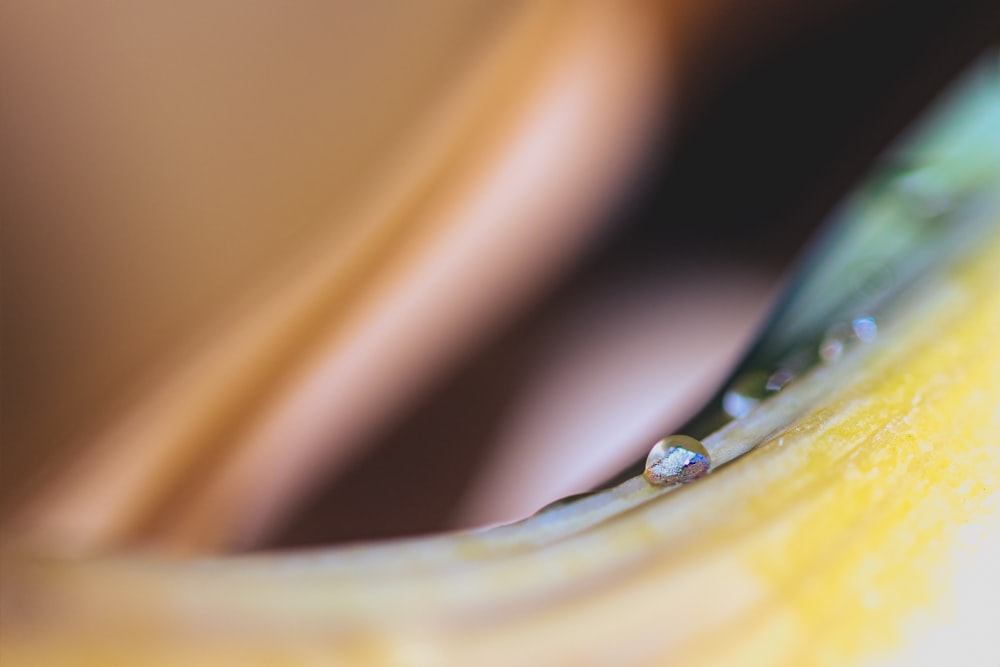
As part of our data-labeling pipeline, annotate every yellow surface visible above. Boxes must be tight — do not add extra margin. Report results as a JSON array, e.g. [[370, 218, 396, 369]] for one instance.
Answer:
[[5, 228, 999, 666]]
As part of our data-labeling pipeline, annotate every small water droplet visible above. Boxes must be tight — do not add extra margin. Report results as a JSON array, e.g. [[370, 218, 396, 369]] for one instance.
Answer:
[[644, 435, 710, 486], [819, 337, 844, 363], [765, 367, 796, 392], [851, 315, 878, 342], [722, 371, 770, 418], [819, 322, 852, 364], [722, 390, 756, 419]]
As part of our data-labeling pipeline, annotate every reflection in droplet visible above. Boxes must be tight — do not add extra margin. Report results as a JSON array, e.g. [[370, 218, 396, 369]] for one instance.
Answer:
[[644, 435, 710, 486], [852, 315, 878, 342]]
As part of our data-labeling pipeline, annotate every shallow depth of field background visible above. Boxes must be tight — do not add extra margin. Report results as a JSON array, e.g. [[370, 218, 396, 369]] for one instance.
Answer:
[[2, 0, 994, 552]]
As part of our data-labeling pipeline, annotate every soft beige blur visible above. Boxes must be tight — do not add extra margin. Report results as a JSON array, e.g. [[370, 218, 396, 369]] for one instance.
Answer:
[[1, 1, 510, 489], [1, 1, 675, 552], [1, 0, 861, 553]]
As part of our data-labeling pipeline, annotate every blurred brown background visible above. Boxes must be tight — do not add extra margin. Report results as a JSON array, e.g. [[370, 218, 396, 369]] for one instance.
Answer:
[[1, 0, 996, 554]]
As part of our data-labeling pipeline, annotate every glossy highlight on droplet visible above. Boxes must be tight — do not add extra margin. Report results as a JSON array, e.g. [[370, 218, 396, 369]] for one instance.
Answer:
[[644, 435, 711, 487]]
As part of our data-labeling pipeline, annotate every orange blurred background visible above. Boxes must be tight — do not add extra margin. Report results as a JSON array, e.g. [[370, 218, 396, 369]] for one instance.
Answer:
[[2, 0, 993, 554]]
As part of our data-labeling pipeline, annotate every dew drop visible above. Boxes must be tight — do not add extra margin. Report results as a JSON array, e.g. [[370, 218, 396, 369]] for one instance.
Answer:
[[819, 337, 845, 363], [765, 367, 796, 392], [722, 390, 756, 419], [819, 322, 852, 364], [644, 435, 711, 486], [896, 167, 953, 218], [852, 315, 878, 342], [722, 371, 770, 418]]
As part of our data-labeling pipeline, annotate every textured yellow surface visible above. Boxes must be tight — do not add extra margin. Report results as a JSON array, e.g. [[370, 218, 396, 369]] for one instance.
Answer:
[[5, 227, 999, 666]]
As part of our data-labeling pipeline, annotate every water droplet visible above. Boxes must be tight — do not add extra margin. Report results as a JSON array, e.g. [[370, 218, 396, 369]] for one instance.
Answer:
[[644, 435, 710, 486], [819, 337, 844, 363], [722, 390, 756, 419], [820, 316, 877, 363], [852, 315, 878, 342], [819, 322, 852, 364], [722, 371, 770, 418], [765, 367, 796, 392]]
